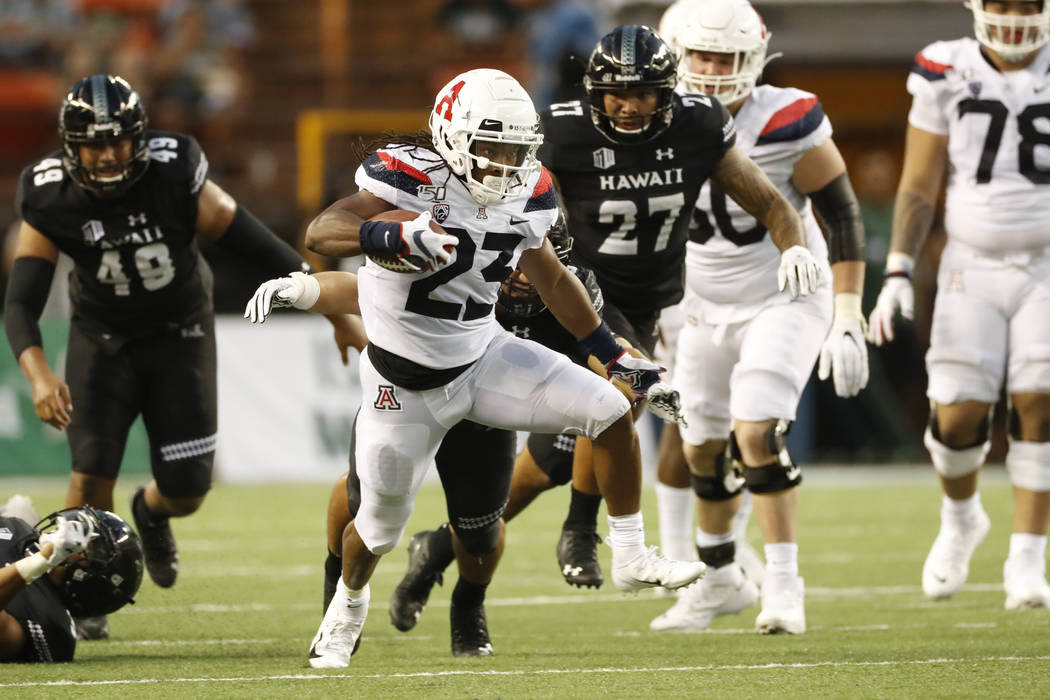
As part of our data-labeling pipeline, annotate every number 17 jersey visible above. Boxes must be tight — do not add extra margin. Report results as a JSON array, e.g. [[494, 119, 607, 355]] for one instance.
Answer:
[[908, 39, 1050, 252]]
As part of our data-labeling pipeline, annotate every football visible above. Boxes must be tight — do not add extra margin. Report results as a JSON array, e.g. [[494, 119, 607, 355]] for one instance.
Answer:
[[365, 209, 451, 273]]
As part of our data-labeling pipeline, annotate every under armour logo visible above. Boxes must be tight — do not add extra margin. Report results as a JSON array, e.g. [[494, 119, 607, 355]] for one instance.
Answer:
[[562, 563, 583, 577], [509, 325, 530, 338], [374, 385, 403, 411], [655, 148, 675, 161], [128, 212, 147, 226]]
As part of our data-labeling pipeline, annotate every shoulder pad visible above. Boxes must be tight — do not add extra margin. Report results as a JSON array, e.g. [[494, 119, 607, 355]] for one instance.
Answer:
[[146, 131, 209, 194], [756, 95, 824, 146], [910, 40, 962, 83]]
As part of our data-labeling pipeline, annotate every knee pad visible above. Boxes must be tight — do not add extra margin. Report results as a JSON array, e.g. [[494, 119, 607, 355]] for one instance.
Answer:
[[451, 507, 505, 557], [743, 460, 802, 494], [923, 427, 989, 479], [690, 453, 745, 502], [929, 408, 991, 449], [354, 491, 415, 555], [729, 419, 793, 467], [152, 453, 213, 499], [1006, 440, 1050, 491]]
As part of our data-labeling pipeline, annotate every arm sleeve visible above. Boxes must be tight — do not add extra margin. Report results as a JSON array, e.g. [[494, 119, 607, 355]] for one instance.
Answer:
[[808, 172, 866, 263], [4, 257, 56, 360], [214, 206, 312, 280]]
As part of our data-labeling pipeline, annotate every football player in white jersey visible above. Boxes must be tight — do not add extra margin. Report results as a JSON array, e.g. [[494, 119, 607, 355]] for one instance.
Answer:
[[869, 0, 1050, 611], [272, 68, 703, 668], [648, 0, 869, 635]]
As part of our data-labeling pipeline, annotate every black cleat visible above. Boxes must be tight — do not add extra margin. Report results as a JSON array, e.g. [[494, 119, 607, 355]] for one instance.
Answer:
[[75, 615, 109, 640], [450, 601, 493, 657], [556, 527, 604, 588], [130, 486, 179, 588], [389, 530, 444, 632]]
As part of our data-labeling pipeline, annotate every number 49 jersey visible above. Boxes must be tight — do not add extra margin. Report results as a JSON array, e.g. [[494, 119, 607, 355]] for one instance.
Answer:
[[538, 93, 735, 316], [354, 144, 558, 369], [16, 131, 212, 336], [908, 39, 1050, 252]]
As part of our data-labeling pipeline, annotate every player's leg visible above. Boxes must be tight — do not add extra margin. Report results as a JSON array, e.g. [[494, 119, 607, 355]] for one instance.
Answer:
[[554, 434, 604, 587], [504, 439, 561, 521], [732, 291, 831, 634], [62, 323, 141, 641], [437, 422, 515, 656], [467, 331, 705, 592], [922, 251, 1008, 599], [137, 319, 217, 591], [310, 352, 448, 668]]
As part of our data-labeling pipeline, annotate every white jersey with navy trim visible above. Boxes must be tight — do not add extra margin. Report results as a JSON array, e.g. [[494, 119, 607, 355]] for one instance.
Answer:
[[684, 85, 833, 324], [907, 39, 1050, 253], [354, 144, 558, 369]]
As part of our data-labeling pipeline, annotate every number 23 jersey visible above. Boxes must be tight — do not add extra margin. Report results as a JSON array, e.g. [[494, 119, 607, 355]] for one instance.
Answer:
[[908, 39, 1050, 252], [16, 131, 212, 335], [354, 144, 558, 369]]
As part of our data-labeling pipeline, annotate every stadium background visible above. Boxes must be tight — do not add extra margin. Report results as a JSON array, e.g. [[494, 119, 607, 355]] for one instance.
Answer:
[[0, 0, 994, 480]]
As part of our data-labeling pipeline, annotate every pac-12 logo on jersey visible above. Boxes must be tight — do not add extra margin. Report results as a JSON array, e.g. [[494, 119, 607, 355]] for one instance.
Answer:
[[374, 385, 403, 411], [433, 204, 450, 223]]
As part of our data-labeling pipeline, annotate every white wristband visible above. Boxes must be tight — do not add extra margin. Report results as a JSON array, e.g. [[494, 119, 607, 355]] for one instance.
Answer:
[[885, 252, 915, 275], [290, 272, 321, 310], [14, 551, 51, 584], [833, 292, 863, 320]]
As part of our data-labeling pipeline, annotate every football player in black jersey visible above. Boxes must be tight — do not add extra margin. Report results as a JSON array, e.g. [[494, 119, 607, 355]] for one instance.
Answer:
[[0, 502, 143, 662], [536, 25, 824, 584], [3, 75, 366, 637]]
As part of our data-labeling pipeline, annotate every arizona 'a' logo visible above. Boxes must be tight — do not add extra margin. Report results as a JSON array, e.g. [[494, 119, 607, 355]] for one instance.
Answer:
[[433, 203, 450, 223], [374, 385, 402, 411]]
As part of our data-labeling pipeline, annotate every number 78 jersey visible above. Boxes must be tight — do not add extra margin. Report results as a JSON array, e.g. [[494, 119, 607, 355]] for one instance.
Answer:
[[354, 144, 557, 369], [908, 39, 1050, 251]]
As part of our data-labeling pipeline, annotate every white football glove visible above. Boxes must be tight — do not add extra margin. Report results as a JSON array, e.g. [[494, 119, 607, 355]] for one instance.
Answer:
[[399, 211, 459, 271], [777, 245, 822, 299], [39, 513, 95, 566], [244, 272, 320, 324], [867, 253, 915, 346], [645, 381, 688, 427], [818, 293, 870, 398]]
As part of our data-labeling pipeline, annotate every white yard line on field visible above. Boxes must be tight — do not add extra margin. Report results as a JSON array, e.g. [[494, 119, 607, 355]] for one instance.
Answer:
[[2, 655, 1049, 688]]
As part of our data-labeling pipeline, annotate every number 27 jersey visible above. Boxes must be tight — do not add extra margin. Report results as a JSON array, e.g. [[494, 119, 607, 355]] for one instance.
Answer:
[[908, 39, 1050, 251]]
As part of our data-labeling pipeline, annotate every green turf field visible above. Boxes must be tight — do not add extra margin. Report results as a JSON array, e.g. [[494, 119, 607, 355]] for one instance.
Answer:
[[2, 468, 1048, 699]]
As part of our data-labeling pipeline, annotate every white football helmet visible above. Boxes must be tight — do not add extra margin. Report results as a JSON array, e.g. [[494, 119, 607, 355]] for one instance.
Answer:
[[672, 0, 775, 106], [966, 0, 1050, 62], [429, 69, 543, 205]]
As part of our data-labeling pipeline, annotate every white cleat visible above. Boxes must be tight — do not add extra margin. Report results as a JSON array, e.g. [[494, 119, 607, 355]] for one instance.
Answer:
[[921, 508, 991, 600], [736, 537, 766, 589], [755, 574, 805, 634], [650, 564, 758, 632], [1003, 557, 1050, 611], [611, 545, 707, 592], [308, 583, 369, 669]]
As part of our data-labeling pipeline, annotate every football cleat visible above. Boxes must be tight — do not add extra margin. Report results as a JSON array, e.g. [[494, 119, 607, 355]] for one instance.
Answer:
[[74, 614, 110, 640], [736, 537, 766, 589], [610, 545, 707, 592], [921, 507, 991, 600], [389, 530, 445, 632], [556, 528, 604, 588], [450, 600, 493, 657], [130, 486, 178, 588], [649, 564, 758, 632], [755, 574, 805, 634], [1003, 556, 1050, 611], [308, 583, 368, 669]]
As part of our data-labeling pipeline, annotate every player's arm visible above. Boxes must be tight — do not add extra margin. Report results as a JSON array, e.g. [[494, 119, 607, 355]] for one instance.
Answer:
[[794, 138, 870, 397], [303, 190, 397, 258], [868, 125, 948, 345], [3, 223, 71, 430], [195, 179, 366, 361], [245, 271, 366, 320]]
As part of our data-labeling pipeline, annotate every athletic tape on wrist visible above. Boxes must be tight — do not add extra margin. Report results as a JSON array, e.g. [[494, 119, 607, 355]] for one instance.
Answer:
[[14, 551, 51, 584], [289, 272, 321, 310]]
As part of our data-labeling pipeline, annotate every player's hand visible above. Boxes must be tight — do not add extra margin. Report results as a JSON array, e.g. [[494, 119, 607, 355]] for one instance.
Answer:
[[30, 372, 72, 430], [867, 276, 914, 346], [645, 382, 688, 426], [607, 352, 666, 403], [818, 294, 869, 398], [330, 314, 368, 366], [777, 245, 822, 299], [245, 272, 318, 323], [399, 211, 458, 271], [39, 513, 95, 565]]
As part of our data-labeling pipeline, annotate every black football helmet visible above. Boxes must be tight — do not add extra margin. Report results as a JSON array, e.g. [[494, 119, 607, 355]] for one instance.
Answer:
[[498, 208, 573, 318], [59, 74, 150, 197], [34, 506, 144, 617], [583, 25, 678, 144]]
